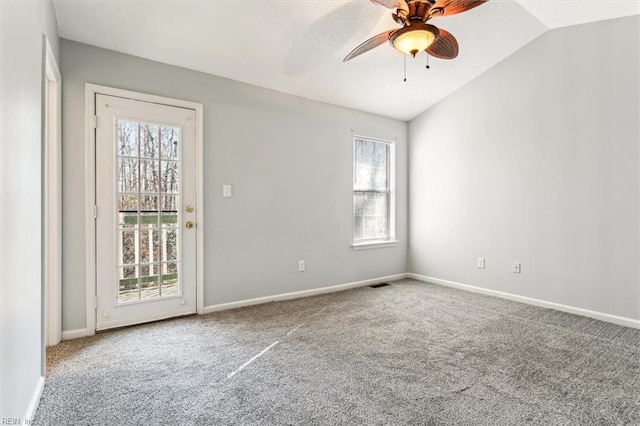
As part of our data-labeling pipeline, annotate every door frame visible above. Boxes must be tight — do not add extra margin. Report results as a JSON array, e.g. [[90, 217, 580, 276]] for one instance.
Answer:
[[84, 84, 204, 335], [43, 37, 62, 352]]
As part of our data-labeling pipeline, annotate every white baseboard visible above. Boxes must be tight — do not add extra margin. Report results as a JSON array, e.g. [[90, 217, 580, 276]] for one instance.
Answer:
[[203, 273, 408, 314], [65, 272, 637, 334], [62, 328, 90, 340], [25, 376, 45, 420], [408, 273, 640, 329]]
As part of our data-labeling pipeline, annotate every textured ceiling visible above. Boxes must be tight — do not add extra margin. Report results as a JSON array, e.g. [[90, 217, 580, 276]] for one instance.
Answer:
[[516, 0, 640, 29], [53, 1, 639, 121]]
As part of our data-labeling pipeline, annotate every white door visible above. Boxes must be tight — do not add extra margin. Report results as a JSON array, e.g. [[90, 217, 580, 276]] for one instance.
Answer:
[[95, 94, 197, 330]]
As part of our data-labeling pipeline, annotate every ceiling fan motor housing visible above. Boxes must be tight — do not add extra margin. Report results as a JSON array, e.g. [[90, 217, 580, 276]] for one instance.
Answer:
[[394, 0, 440, 25]]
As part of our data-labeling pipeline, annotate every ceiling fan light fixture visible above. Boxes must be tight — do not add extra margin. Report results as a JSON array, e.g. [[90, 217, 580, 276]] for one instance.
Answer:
[[390, 24, 439, 57]]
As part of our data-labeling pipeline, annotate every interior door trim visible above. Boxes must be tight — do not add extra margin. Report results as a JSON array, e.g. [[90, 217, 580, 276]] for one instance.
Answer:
[[84, 83, 204, 336], [44, 36, 62, 355]]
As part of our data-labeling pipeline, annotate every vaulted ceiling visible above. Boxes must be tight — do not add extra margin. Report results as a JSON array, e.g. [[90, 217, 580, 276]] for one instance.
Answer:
[[53, 0, 639, 121]]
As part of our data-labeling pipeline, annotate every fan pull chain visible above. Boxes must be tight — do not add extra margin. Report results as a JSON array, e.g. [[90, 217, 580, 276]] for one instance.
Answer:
[[404, 55, 407, 82], [426, 53, 431, 70]]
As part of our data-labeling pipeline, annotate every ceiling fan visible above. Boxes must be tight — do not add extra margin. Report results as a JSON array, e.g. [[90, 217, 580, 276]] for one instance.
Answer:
[[344, 0, 487, 62]]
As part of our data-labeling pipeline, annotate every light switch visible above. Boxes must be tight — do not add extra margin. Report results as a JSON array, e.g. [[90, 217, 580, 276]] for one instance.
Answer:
[[223, 185, 232, 198]]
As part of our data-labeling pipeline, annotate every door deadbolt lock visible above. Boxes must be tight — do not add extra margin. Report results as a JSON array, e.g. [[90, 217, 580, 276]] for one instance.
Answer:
[[185, 221, 194, 229], [186, 205, 194, 213]]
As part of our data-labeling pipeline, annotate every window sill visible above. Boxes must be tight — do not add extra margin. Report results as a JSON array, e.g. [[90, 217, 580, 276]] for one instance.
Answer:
[[351, 240, 399, 250]]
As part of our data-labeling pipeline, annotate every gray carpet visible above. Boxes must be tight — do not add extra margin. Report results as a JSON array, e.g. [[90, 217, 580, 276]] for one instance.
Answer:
[[34, 279, 640, 425]]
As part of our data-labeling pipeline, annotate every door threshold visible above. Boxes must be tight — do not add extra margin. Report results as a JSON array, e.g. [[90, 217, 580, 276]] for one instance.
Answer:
[[95, 312, 198, 333]]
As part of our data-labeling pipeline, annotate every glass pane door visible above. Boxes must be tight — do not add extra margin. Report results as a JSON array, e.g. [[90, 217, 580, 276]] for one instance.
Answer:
[[96, 93, 197, 331]]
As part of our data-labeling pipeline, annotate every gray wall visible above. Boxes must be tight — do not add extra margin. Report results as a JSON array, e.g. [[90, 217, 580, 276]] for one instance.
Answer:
[[0, 0, 59, 418], [409, 16, 640, 320], [60, 40, 408, 331]]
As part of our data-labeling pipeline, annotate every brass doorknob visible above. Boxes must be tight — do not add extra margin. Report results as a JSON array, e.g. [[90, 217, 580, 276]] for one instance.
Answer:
[[185, 221, 194, 229]]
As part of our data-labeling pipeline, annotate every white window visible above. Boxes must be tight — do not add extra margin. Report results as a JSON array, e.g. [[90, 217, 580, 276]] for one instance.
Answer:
[[352, 136, 397, 249]]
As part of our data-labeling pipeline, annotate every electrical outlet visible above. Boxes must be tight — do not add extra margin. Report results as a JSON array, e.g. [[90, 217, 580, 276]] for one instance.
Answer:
[[223, 185, 232, 198], [477, 257, 485, 269], [298, 260, 306, 272], [512, 262, 521, 274]]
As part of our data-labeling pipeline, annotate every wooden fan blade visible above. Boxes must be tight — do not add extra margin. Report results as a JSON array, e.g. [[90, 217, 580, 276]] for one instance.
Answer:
[[344, 30, 396, 62], [369, 0, 408, 10], [426, 29, 459, 59], [430, 0, 487, 17]]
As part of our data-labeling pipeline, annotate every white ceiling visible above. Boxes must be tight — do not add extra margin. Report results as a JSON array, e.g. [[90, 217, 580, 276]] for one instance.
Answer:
[[516, 0, 639, 29], [53, 0, 640, 121]]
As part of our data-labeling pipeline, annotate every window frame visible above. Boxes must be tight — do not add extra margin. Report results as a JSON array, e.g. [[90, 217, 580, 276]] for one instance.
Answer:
[[351, 135, 398, 250]]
